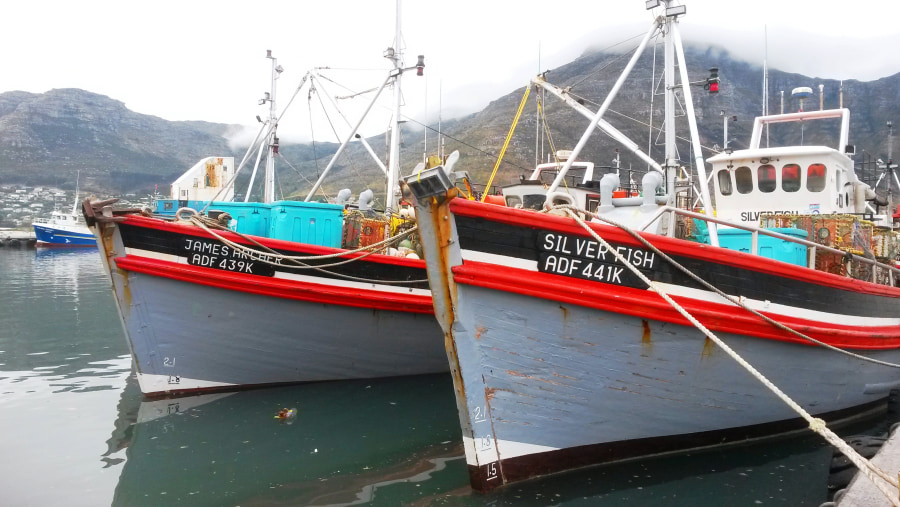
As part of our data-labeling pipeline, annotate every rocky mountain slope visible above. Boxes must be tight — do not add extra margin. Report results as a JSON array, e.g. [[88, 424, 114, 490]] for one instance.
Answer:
[[0, 89, 239, 192]]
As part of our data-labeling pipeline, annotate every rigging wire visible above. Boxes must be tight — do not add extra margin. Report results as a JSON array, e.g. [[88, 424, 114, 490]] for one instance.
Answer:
[[276, 153, 329, 201], [538, 96, 559, 160], [566, 32, 650, 90], [313, 81, 370, 197], [566, 90, 719, 157], [308, 86, 322, 180], [398, 115, 533, 174]]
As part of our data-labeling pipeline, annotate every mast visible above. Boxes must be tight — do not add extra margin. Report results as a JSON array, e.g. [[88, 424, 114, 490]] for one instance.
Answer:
[[263, 50, 282, 204], [670, 5, 717, 246], [543, 16, 660, 196], [536, 42, 541, 168], [303, 1, 423, 204], [888, 121, 896, 219], [763, 25, 769, 146], [384, 0, 404, 214], [72, 170, 80, 215], [663, 3, 676, 198]]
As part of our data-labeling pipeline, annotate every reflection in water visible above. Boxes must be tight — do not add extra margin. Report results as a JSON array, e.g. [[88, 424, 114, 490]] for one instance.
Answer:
[[3, 246, 899, 506], [108, 374, 464, 506], [0, 248, 119, 374], [0, 248, 130, 506]]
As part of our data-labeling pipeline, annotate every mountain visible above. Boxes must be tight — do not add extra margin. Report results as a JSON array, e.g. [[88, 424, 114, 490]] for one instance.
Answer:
[[0, 88, 240, 192], [1, 45, 899, 200]]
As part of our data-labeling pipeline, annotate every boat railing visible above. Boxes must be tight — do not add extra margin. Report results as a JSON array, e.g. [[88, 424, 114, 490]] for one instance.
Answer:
[[32, 217, 50, 225], [640, 206, 900, 285]]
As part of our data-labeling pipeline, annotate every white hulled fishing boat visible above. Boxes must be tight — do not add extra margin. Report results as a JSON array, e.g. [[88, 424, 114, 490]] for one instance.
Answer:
[[406, 0, 900, 493], [83, 2, 446, 397]]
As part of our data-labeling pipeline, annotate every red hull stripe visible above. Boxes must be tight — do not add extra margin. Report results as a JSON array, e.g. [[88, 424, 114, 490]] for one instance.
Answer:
[[115, 255, 435, 314], [452, 261, 900, 349], [449, 198, 900, 297]]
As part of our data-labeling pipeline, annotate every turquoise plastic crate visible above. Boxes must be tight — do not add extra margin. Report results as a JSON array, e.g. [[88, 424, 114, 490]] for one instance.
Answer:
[[717, 227, 809, 266], [268, 200, 344, 247], [207, 202, 271, 237]]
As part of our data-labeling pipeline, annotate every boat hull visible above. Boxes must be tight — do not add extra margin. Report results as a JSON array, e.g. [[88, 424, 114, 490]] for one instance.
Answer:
[[89, 211, 446, 397], [414, 195, 900, 491], [33, 223, 95, 246]]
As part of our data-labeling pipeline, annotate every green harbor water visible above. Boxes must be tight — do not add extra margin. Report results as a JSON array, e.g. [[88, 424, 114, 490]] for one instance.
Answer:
[[0, 247, 894, 506]]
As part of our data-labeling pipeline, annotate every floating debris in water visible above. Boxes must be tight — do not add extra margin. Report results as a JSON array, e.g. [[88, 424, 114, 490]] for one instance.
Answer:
[[275, 408, 297, 422]]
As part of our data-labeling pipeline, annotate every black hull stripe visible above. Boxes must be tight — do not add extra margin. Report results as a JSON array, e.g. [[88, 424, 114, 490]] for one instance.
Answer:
[[119, 222, 430, 290], [455, 214, 900, 319]]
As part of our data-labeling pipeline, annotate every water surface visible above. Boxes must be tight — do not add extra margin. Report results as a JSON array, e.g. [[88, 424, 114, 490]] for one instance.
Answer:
[[1, 247, 892, 506]]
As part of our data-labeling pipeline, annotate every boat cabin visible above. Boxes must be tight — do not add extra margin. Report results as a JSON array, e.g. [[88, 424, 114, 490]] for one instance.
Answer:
[[501, 152, 602, 211], [156, 157, 235, 215], [707, 109, 873, 227]]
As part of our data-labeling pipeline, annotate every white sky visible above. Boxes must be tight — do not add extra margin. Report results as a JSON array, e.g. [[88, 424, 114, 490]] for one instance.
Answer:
[[2, 0, 898, 144]]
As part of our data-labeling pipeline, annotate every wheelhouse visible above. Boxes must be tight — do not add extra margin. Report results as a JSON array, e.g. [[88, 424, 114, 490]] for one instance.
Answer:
[[501, 155, 601, 211], [707, 109, 868, 227]]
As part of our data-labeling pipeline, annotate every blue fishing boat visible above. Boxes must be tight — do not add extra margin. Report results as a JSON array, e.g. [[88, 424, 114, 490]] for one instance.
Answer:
[[33, 181, 95, 247]]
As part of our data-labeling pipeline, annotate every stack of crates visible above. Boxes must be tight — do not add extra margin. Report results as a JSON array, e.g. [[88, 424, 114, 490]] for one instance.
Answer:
[[358, 217, 388, 248], [342, 213, 362, 249], [872, 228, 900, 262], [815, 251, 847, 276], [206, 200, 344, 248], [342, 212, 389, 251], [761, 213, 895, 281]]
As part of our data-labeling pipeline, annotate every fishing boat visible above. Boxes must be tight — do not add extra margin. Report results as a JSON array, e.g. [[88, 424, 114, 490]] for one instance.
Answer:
[[33, 176, 94, 247], [82, 5, 446, 398], [405, 0, 900, 492]]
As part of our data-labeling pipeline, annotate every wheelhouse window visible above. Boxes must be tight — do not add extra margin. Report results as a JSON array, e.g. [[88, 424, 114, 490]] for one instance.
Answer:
[[522, 194, 546, 210], [717, 170, 733, 196], [782, 164, 801, 192], [807, 163, 826, 192], [735, 166, 753, 194], [758, 164, 776, 193], [505, 195, 522, 208]]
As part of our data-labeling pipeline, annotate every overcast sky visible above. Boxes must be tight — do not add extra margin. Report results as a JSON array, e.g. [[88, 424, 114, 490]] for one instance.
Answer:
[[2, 0, 898, 144]]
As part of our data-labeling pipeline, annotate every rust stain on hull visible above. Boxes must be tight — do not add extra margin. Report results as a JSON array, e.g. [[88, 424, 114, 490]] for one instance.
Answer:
[[702, 337, 716, 359], [641, 319, 651, 346]]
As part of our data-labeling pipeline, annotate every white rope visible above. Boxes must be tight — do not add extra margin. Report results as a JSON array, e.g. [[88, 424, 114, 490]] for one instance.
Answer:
[[553, 204, 900, 504], [176, 208, 427, 285], [567, 206, 900, 370]]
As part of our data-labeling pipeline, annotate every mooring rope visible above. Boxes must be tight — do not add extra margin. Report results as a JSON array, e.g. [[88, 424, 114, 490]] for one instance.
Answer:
[[551, 204, 900, 504], [175, 208, 428, 285], [557, 205, 900, 370]]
